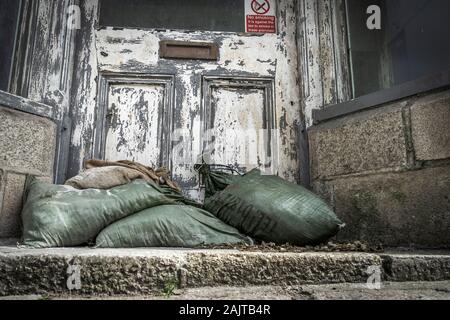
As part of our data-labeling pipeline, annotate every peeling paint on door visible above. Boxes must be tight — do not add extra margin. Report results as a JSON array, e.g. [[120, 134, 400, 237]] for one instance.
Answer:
[[68, 0, 302, 201], [104, 84, 165, 166]]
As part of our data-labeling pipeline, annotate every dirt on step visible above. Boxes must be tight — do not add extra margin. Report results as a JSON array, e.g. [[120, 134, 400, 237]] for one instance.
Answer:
[[195, 241, 384, 253]]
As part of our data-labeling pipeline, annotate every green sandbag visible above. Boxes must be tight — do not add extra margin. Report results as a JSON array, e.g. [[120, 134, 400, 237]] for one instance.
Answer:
[[95, 204, 252, 248], [203, 168, 344, 245], [21, 177, 191, 248]]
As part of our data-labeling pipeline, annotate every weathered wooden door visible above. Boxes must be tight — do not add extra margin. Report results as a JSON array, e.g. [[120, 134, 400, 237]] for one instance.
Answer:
[[70, 0, 301, 200]]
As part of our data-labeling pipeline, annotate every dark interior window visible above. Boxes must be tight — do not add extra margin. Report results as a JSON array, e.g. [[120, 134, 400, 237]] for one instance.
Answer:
[[99, 0, 245, 32], [0, 0, 21, 92], [346, 0, 450, 98]]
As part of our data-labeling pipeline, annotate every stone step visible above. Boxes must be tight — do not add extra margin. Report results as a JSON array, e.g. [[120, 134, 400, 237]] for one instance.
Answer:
[[0, 242, 449, 296], [2, 281, 450, 300]]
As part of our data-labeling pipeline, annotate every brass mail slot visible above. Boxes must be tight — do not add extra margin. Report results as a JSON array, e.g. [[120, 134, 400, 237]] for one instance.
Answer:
[[159, 40, 219, 60]]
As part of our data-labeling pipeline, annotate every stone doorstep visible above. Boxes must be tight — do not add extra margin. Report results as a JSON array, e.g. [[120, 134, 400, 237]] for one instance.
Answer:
[[2, 281, 450, 300], [0, 243, 449, 296]]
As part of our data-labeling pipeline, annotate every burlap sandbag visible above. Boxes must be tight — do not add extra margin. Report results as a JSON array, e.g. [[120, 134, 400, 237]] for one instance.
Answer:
[[65, 159, 181, 192], [65, 166, 147, 190]]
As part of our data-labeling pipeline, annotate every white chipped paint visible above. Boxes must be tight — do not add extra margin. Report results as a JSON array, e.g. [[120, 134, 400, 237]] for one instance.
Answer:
[[302, 0, 324, 127], [15, 0, 354, 188], [69, 0, 301, 199], [96, 30, 160, 67], [207, 88, 268, 170], [297, 0, 352, 127], [71, 0, 99, 168], [96, 28, 279, 76], [104, 84, 165, 166]]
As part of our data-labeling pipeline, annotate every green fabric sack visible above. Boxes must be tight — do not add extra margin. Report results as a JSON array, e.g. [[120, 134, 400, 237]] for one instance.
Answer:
[[21, 177, 191, 248], [197, 164, 242, 198], [203, 168, 344, 245], [95, 204, 252, 248]]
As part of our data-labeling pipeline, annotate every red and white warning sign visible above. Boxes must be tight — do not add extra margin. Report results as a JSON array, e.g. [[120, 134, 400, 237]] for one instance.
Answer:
[[245, 0, 277, 34]]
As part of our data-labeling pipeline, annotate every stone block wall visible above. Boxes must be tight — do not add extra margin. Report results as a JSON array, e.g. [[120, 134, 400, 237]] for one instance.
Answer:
[[0, 100, 56, 238], [309, 90, 450, 248]]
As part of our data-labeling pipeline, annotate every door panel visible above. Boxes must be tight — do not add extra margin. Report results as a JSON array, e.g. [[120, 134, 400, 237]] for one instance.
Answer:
[[104, 84, 165, 165], [202, 76, 276, 173], [95, 74, 174, 168]]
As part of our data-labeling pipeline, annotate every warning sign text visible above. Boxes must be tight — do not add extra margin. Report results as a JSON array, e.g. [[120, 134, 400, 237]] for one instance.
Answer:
[[246, 15, 276, 33]]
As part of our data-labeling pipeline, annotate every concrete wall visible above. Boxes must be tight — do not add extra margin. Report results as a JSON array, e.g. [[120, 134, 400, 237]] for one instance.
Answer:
[[309, 90, 450, 248], [0, 92, 57, 238]]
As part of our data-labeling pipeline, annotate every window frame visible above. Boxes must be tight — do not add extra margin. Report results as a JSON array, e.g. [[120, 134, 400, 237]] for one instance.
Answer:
[[96, 0, 280, 35], [313, 69, 450, 124], [313, 0, 450, 124], [0, 0, 22, 93]]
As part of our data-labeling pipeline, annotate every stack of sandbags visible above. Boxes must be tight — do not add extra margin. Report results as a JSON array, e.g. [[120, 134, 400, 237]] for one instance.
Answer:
[[21, 160, 343, 248], [20, 160, 251, 248], [21, 178, 187, 248]]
